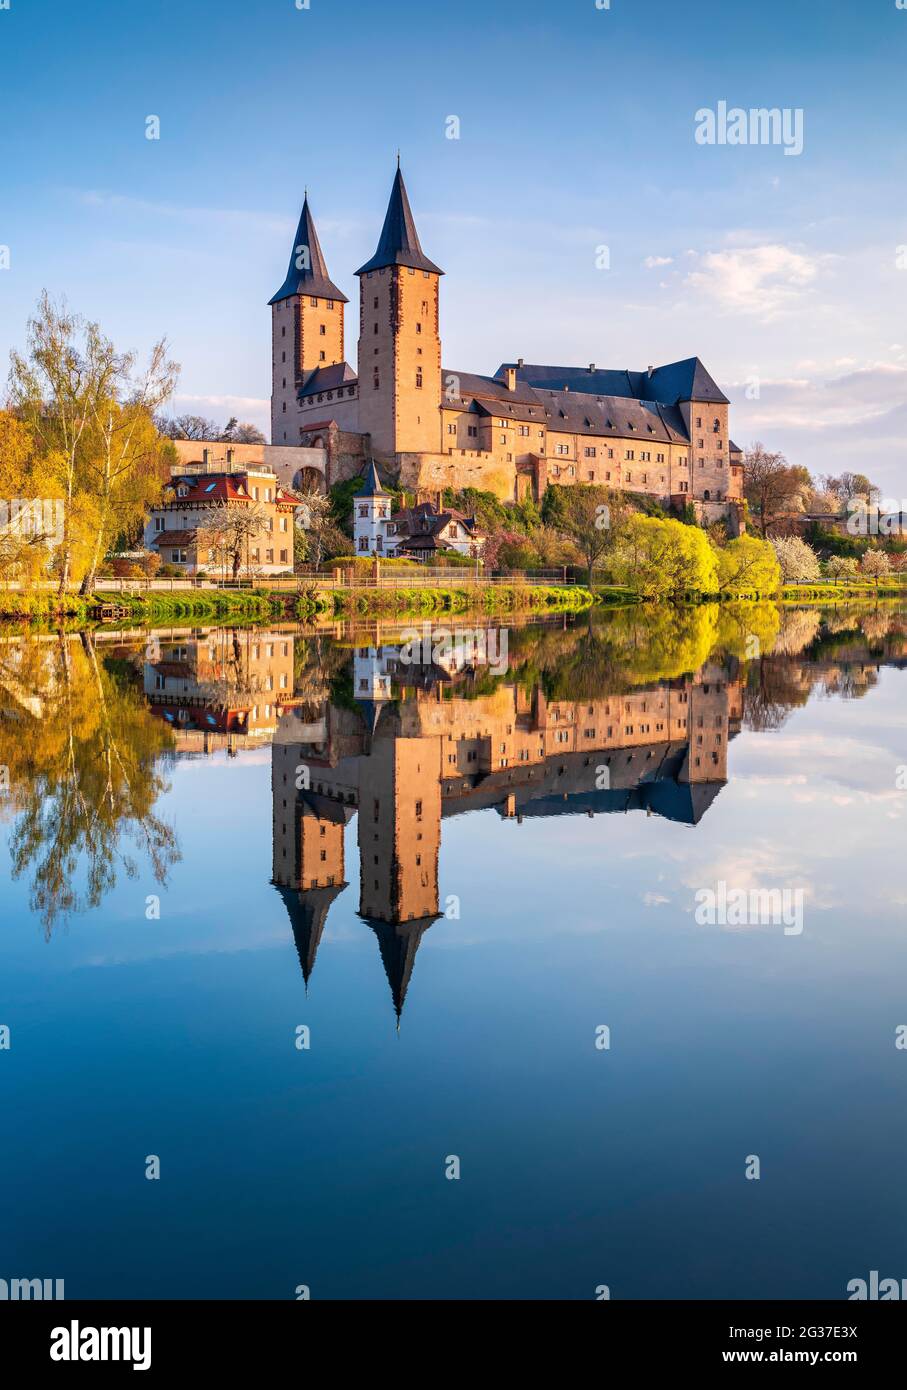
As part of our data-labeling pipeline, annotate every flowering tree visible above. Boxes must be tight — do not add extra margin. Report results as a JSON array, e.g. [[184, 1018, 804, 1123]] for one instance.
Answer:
[[771, 535, 821, 582], [826, 556, 859, 581], [861, 548, 891, 578]]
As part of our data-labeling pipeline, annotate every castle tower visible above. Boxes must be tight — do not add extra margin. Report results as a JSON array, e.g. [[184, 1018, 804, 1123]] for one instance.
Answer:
[[269, 194, 348, 444], [355, 164, 444, 460]]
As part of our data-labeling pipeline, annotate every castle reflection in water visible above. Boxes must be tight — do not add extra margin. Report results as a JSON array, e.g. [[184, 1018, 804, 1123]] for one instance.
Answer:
[[141, 620, 741, 1019], [135, 607, 907, 1019], [271, 640, 741, 1018]]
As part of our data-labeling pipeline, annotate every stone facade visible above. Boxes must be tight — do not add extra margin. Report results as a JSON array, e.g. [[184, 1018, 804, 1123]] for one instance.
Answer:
[[270, 169, 744, 528]]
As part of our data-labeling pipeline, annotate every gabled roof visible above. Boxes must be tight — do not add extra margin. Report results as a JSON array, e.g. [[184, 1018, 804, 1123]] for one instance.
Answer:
[[499, 356, 729, 406], [355, 166, 444, 277], [298, 362, 358, 398], [269, 194, 348, 306], [355, 460, 387, 497]]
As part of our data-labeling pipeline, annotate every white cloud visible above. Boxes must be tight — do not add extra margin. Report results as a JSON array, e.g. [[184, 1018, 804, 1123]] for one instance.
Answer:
[[684, 244, 830, 320], [643, 254, 673, 268]]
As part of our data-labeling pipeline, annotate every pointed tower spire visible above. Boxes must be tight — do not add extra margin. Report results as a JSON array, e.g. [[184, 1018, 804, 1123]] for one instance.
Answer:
[[355, 166, 443, 277], [269, 194, 348, 305]]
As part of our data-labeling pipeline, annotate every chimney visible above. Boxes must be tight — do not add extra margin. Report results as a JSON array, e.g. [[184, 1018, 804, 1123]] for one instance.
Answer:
[[504, 366, 517, 392], [588, 363, 596, 373], [226, 447, 235, 464], [202, 447, 211, 465], [647, 364, 654, 377], [517, 357, 524, 369]]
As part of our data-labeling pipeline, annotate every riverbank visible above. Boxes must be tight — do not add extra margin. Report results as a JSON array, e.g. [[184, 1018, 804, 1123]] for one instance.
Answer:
[[0, 582, 594, 624]]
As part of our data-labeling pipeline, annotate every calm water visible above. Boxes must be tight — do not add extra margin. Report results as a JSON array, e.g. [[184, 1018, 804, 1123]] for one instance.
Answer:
[[1, 603, 905, 1300]]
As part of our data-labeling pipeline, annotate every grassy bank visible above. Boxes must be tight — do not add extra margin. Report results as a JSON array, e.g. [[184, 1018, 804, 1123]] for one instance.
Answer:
[[297, 583, 594, 618], [0, 583, 593, 624]]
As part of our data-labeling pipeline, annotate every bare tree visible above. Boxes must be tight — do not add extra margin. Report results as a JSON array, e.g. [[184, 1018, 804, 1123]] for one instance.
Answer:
[[205, 498, 270, 580], [743, 443, 809, 537], [157, 414, 219, 441]]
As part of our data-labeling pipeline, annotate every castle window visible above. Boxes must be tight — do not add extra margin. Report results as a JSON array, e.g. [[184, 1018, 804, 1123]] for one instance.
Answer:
[[281, 351, 285, 363], [704, 490, 711, 500], [587, 471, 594, 480], [696, 417, 702, 427], [698, 439, 704, 448], [500, 435, 506, 444], [416, 369, 423, 388], [310, 297, 318, 306], [373, 374, 379, 390], [282, 402, 286, 412], [373, 297, 379, 309], [626, 449, 634, 460], [408, 268, 415, 275], [467, 426, 477, 438], [319, 351, 325, 361], [374, 322, 378, 334], [319, 324, 326, 336], [416, 322, 422, 334], [608, 448, 614, 458], [327, 300, 333, 310], [422, 301, 428, 312], [282, 378, 286, 388], [281, 326, 286, 337], [359, 505, 369, 517], [448, 423, 456, 434]]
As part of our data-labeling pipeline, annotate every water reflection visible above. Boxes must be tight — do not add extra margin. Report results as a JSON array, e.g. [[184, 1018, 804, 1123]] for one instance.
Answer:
[[2, 603, 904, 987]]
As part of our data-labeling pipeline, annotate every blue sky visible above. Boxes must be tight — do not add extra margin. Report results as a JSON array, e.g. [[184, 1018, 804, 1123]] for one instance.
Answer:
[[2, 0, 906, 489]]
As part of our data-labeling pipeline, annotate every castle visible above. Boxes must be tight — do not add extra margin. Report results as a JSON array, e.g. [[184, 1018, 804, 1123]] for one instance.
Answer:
[[269, 163, 745, 529]]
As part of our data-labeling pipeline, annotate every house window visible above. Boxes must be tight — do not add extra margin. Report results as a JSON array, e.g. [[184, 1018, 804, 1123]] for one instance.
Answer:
[[280, 549, 288, 563], [154, 517, 164, 532], [468, 425, 477, 438], [358, 537, 369, 551]]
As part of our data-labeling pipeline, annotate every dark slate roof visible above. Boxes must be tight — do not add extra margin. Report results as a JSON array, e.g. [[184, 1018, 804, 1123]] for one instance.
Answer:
[[499, 357, 729, 406], [355, 167, 444, 277], [442, 369, 690, 440], [297, 362, 358, 398], [442, 368, 542, 411], [269, 194, 349, 305], [355, 459, 387, 497]]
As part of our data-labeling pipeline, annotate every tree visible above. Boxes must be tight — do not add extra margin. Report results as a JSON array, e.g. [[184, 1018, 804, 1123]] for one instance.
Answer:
[[612, 515, 718, 599], [206, 498, 270, 580], [295, 490, 336, 569], [78, 341, 179, 592], [771, 535, 821, 583], [157, 414, 219, 441], [716, 535, 782, 593], [549, 484, 625, 586], [9, 293, 119, 592], [220, 418, 266, 444], [826, 555, 859, 581], [861, 548, 891, 578], [743, 443, 809, 537]]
